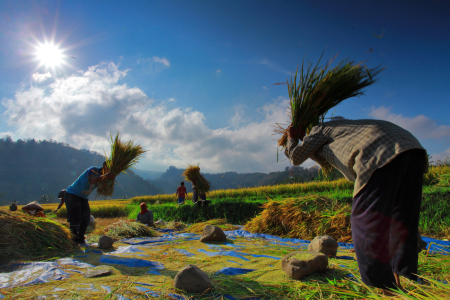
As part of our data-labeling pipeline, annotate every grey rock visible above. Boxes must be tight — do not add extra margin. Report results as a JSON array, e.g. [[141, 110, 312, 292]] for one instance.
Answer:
[[308, 235, 338, 257], [200, 225, 226, 243], [84, 265, 113, 278], [173, 264, 212, 293], [282, 251, 328, 280], [98, 235, 114, 249]]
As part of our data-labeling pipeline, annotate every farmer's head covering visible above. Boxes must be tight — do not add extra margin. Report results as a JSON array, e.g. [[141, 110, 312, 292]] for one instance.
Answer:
[[58, 189, 66, 199], [140, 202, 148, 215], [22, 201, 44, 212]]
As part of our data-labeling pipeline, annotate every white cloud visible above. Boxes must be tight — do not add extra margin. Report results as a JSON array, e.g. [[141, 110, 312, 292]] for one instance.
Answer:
[[369, 106, 450, 141], [215, 69, 221, 74], [2, 62, 299, 173], [31, 72, 52, 83], [431, 148, 450, 163], [152, 56, 170, 67], [167, 98, 176, 102]]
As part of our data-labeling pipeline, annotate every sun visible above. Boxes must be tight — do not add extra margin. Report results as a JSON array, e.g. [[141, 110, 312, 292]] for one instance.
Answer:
[[35, 42, 65, 69]]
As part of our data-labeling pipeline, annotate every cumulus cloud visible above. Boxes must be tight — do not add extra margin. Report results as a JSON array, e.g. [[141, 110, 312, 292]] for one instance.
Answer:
[[2, 62, 303, 173], [369, 106, 450, 141], [31, 72, 52, 82]]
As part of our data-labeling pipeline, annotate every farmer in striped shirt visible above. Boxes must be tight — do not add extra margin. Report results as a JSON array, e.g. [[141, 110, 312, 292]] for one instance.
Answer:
[[285, 118, 428, 295]]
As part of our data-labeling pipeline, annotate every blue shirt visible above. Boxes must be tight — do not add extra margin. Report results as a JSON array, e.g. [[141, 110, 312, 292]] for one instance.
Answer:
[[66, 166, 102, 199]]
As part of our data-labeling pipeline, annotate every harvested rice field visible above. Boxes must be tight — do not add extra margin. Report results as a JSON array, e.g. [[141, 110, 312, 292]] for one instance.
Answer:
[[0, 218, 449, 300]]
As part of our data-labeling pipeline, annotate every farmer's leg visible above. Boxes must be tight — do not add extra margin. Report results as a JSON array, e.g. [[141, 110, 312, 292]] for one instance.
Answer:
[[77, 198, 91, 243], [64, 193, 81, 242], [351, 152, 412, 290], [389, 149, 425, 282]]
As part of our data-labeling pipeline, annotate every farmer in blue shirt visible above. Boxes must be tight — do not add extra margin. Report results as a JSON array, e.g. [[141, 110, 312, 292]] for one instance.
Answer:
[[65, 162, 116, 244]]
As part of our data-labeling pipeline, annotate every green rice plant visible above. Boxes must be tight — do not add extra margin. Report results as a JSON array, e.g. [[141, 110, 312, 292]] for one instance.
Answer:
[[130, 178, 355, 204], [423, 164, 450, 185], [133, 199, 265, 224], [55, 204, 132, 218], [97, 132, 147, 196], [104, 219, 159, 240]]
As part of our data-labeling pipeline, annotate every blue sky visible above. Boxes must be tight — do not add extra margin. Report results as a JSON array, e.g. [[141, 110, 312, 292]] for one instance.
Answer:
[[0, 0, 449, 173]]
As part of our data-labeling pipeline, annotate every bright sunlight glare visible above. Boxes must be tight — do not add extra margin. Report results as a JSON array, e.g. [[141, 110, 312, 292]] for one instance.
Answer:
[[35, 43, 64, 69]]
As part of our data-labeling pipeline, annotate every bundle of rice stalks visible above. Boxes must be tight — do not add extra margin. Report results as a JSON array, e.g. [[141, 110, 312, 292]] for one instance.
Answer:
[[104, 220, 159, 240], [0, 210, 75, 265], [274, 53, 384, 148], [244, 195, 352, 242], [164, 221, 187, 230], [183, 164, 210, 193], [184, 219, 241, 234], [97, 132, 147, 196]]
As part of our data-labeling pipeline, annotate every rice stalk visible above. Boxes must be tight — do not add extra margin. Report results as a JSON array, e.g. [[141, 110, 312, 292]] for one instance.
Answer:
[[97, 132, 146, 196], [182, 164, 211, 194], [104, 219, 159, 240], [244, 195, 352, 242], [0, 210, 75, 265], [274, 52, 384, 148]]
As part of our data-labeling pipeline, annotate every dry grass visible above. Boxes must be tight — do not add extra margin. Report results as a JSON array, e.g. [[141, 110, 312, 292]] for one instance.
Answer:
[[97, 132, 146, 196], [0, 210, 75, 265], [183, 164, 211, 194], [183, 219, 242, 234], [244, 195, 352, 242]]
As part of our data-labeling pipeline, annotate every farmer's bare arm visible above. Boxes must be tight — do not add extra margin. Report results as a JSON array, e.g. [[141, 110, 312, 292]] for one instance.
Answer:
[[54, 198, 65, 212]]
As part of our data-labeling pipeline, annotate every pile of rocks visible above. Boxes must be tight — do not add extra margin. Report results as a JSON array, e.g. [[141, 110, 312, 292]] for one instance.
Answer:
[[282, 235, 338, 280]]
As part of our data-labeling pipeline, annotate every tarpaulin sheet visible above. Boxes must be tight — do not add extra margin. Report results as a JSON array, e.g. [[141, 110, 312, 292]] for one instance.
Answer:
[[98, 255, 164, 274], [216, 267, 256, 275]]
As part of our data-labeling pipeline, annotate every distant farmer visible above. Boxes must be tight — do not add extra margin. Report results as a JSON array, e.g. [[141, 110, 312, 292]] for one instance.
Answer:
[[192, 185, 199, 204], [176, 182, 188, 205], [65, 162, 116, 244], [9, 202, 17, 211], [22, 201, 46, 217], [53, 189, 66, 213], [285, 118, 428, 296], [136, 202, 154, 227]]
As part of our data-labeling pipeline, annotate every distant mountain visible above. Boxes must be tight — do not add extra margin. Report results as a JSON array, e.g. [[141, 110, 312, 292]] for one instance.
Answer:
[[148, 165, 320, 195], [0, 137, 164, 206], [131, 168, 163, 180]]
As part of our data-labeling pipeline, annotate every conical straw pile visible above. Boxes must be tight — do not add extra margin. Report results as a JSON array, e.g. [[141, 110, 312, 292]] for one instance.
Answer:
[[97, 132, 146, 196], [0, 210, 75, 265], [183, 164, 210, 194], [274, 53, 384, 148], [244, 195, 352, 242]]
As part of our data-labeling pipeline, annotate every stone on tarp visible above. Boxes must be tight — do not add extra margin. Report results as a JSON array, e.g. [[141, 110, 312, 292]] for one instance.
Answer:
[[84, 265, 114, 278], [98, 236, 114, 249], [173, 264, 212, 293], [200, 225, 226, 243], [308, 235, 338, 257], [282, 251, 328, 280]]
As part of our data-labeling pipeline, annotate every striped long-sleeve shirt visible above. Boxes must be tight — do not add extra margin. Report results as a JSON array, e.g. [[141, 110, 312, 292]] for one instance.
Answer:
[[285, 119, 428, 197]]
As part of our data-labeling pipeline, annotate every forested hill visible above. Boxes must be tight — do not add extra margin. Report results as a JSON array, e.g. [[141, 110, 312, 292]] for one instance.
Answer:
[[149, 165, 322, 195], [0, 137, 164, 206]]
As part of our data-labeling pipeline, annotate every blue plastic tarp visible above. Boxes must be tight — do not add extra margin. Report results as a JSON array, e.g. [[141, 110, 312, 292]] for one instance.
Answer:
[[99, 255, 164, 274], [216, 267, 256, 275]]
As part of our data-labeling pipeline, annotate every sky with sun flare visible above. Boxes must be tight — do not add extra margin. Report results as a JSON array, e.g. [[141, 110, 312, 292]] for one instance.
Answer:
[[0, 0, 449, 174]]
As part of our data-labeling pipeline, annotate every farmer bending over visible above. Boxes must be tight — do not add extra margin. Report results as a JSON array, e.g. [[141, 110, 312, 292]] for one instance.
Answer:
[[285, 118, 428, 296], [136, 202, 154, 227], [65, 162, 116, 244]]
